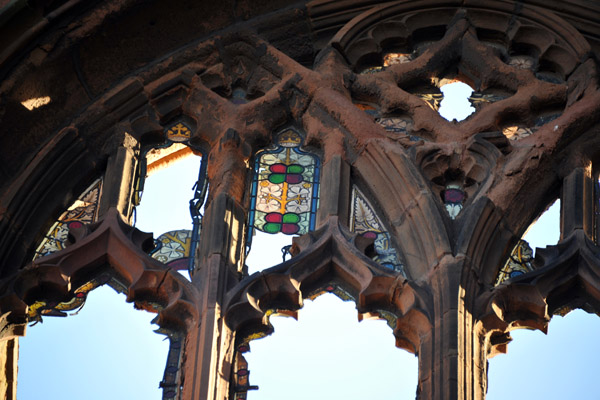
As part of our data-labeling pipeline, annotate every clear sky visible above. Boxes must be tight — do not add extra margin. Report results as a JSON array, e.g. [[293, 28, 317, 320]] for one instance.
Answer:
[[17, 84, 600, 399]]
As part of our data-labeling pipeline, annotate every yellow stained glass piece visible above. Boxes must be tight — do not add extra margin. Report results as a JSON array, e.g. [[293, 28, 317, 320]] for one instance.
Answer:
[[166, 123, 192, 142]]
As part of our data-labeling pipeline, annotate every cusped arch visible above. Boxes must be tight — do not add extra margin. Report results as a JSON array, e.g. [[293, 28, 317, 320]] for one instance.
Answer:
[[0, 208, 201, 339], [224, 216, 431, 354], [352, 141, 451, 279], [331, 1, 590, 74]]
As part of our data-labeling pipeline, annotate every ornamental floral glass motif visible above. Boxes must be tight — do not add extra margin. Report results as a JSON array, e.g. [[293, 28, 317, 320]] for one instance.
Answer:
[[350, 186, 405, 275], [494, 239, 535, 286], [248, 128, 320, 239], [33, 179, 102, 259], [150, 230, 193, 270]]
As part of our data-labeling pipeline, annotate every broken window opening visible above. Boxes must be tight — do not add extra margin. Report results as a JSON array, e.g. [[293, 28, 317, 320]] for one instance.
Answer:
[[17, 285, 170, 400], [135, 139, 207, 280], [495, 200, 560, 285], [438, 81, 476, 122], [242, 294, 418, 400], [487, 309, 600, 400]]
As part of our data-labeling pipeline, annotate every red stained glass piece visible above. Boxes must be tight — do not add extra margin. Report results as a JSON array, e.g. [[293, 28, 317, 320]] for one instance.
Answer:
[[326, 285, 334, 292], [237, 369, 249, 376], [168, 258, 190, 271], [281, 223, 299, 234], [444, 188, 465, 203], [269, 164, 287, 174], [265, 213, 283, 223], [238, 345, 250, 353], [362, 231, 378, 239], [285, 174, 303, 184], [68, 221, 83, 229], [76, 292, 85, 298]]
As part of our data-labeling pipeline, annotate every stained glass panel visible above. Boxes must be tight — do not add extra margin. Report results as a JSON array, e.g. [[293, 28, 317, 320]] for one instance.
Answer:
[[150, 230, 193, 270], [443, 184, 465, 219], [165, 122, 192, 142], [34, 179, 102, 259], [350, 186, 405, 274], [494, 240, 534, 286], [248, 128, 320, 238]]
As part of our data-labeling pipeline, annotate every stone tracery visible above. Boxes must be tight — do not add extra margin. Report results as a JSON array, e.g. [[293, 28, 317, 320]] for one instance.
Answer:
[[1, 1, 600, 399]]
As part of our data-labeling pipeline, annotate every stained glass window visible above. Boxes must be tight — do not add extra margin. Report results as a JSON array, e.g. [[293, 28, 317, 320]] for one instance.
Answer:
[[33, 179, 102, 259], [494, 240, 534, 285], [350, 186, 405, 274], [248, 128, 320, 239]]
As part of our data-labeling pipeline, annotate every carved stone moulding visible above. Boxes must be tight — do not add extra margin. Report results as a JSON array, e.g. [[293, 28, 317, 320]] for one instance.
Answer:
[[224, 217, 431, 355], [0, 208, 200, 341], [478, 229, 600, 357], [332, 1, 588, 81]]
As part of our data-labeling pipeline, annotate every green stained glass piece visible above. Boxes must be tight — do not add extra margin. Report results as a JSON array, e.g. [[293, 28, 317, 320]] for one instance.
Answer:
[[263, 222, 282, 233], [287, 165, 304, 174], [282, 213, 300, 223], [268, 174, 286, 184]]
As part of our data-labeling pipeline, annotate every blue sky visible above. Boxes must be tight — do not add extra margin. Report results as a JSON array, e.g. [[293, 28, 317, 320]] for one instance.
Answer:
[[17, 85, 600, 398]]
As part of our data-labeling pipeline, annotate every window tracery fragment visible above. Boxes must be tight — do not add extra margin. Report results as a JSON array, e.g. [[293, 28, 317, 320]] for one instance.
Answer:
[[494, 240, 534, 286], [359, 52, 415, 74], [417, 92, 444, 111], [350, 186, 405, 274], [501, 112, 561, 140], [231, 87, 249, 105], [33, 179, 102, 259], [468, 92, 508, 108], [248, 128, 320, 239], [354, 103, 422, 141], [502, 126, 534, 140], [508, 55, 535, 70]]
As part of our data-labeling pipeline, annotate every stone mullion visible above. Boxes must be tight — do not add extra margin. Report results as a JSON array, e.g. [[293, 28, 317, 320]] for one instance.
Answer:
[[458, 285, 488, 400], [184, 129, 248, 400], [0, 338, 17, 400], [97, 133, 140, 223], [561, 167, 593, 240], [315, 154, 351, 229], [417, 258, 461, 400]]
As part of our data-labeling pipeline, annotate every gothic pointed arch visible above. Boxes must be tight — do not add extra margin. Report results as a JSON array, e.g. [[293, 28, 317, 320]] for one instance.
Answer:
[[2, 1, 600, 400]]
